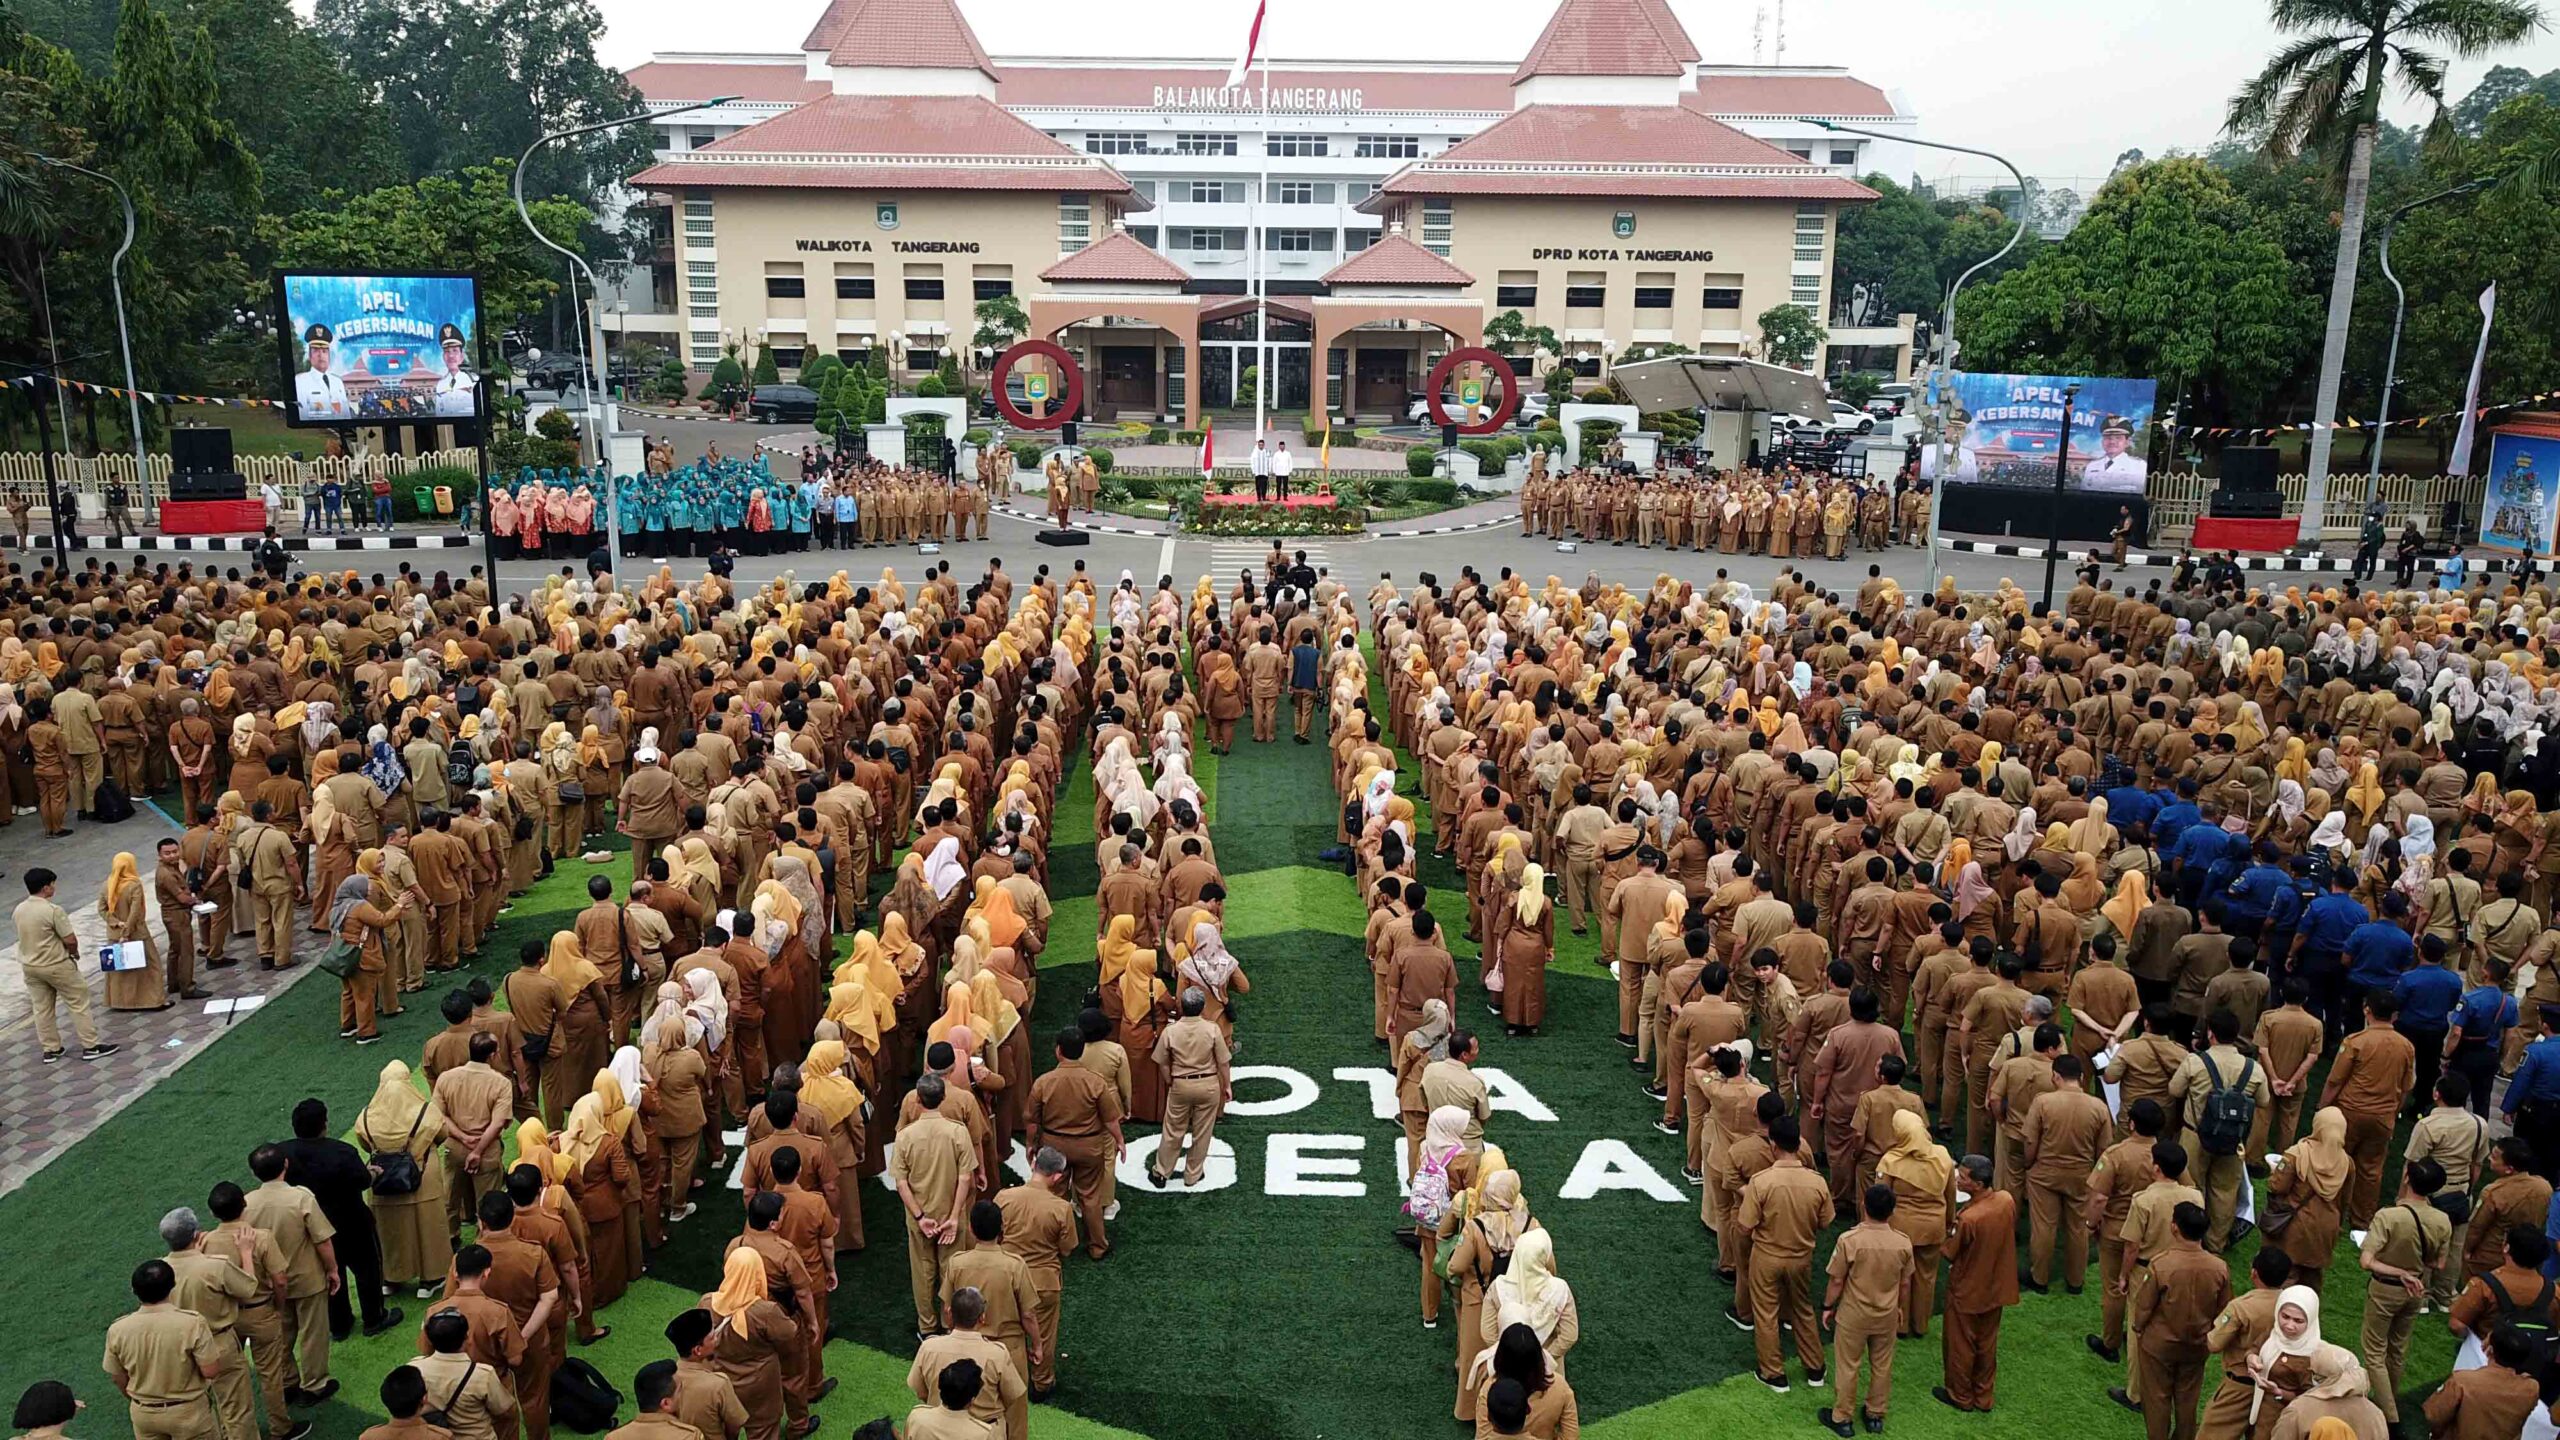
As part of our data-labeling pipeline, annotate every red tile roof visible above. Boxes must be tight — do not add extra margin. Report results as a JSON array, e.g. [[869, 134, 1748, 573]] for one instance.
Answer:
[[1321, 232, 1474, 286], [991, 64, 1514, 112], [1369, 104, 1878, 202], [629, 94, 1139, 196], [1511, 0, 1691, 83], [1690, 71, 1898, 118], [1039, 230, 1190, 283], [626, 60, 826, 105], [805, 0, 997, 77]]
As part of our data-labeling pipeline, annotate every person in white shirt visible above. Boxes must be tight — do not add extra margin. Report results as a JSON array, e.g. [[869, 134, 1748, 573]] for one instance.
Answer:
[[432, 324, 478, 418], [1916, 411, 1981, 483], [293, 324, 352, 420], [1273, 441, 1295, 500], [1250, 439, 1270, 502], [259, 480, 283, 530], [2080, 414, 2147, 493]]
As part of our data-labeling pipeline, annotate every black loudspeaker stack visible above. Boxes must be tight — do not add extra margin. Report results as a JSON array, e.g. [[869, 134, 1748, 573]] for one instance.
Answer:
[[168, 425, 247, 500], [2210, 445, 2283, 518]]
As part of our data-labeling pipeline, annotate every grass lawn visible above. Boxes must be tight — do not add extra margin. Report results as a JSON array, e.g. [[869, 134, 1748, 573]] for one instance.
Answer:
[[171, 402, 310, 458], [0, 643, 2461, 1440]]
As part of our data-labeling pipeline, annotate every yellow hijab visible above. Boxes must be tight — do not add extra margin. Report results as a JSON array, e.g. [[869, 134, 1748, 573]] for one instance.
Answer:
[[544, 930, 602, 993], [799, 1039, 863, 1131]]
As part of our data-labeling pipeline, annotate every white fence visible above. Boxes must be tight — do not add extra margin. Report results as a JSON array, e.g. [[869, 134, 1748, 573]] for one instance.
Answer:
[[2147, 470, 2482, 544], [0, 449, 479, 518]]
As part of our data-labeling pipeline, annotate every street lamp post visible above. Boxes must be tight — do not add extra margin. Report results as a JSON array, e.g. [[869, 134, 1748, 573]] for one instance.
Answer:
[[2371, 177, 2492, 489], [36, 156, 146, 475], [513, 95, 737, 541], [1813, 122, 2029, 590], [2042, 382, 2081, 612]]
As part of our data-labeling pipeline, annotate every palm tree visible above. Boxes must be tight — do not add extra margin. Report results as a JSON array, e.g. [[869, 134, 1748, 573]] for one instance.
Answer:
[[2225, 0, 2542, 542]]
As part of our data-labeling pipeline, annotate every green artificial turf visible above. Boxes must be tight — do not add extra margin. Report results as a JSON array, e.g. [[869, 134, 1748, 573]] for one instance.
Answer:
[[0, 653, 2468, 1439]]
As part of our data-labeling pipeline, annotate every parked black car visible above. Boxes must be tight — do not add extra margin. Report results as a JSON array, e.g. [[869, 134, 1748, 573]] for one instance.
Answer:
[[748, 384, 821, 423]]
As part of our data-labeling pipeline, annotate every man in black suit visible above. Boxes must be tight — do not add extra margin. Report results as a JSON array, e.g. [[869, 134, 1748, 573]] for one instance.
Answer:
[[278, 1097, 402, 1339]]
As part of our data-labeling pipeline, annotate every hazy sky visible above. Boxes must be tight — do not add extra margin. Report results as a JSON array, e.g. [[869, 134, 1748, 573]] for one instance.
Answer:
[[564, 0, 2560, 179]]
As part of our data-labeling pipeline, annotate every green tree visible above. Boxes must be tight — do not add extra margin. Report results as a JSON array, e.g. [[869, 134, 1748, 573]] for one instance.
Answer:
[[751, 344, 779, 386], [1484, 308, 1559, 361], [2225, 0, 2543, 536], [1961, 158, 2315, 427], [1832, 175, 1947, 324], [971, 292, 1027, 358], [799, 352, 843, 396], [1755, 304, 1825, 368], [706, 342, 745, 409], [1543, 365, 1577, 404], [934, 352, 961, 393], [652, 358, 688, 402], [1833, 372, 1882, 406], [258, 162, 589, 351]]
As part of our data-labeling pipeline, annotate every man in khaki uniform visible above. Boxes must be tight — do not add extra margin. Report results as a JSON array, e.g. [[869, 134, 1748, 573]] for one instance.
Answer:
[[2105, 1140, 2200, 1408], [908, 1288, 1025, 1437], [1150, 988, 1230, 1187], [203, 1181, 295, 1439], [236, 802, 303, 970], [53, 673, 103, 816], [1603, 850, 1683, 1059], [1549, 789, 1606, 933], [104, 1259, 227, 1440], [1027, 1030, 1125, 1257], [894, 1073, 981, 1335], [159, 1207, 268, 1440], [432, 1034, 517, 1244], [2165, 1010, 2270, 1251], [15, 868, 108, 1060], [2357, 1158, 2451, 1429], [2083, 1100, 2166, 1367], [243, 1146, 337, 1403], [1737, 1114, 1833, 1388], [1821, 1184, 1916, 1433], [994, 1148, 1079, 1397], [2249, 979, 2324, 1158], [2404, 1073, 2491, 1306], [2021, 1054, 2112, 1291], [1241, 630, 1286, 743], [940, 1204, 1039, 1440], [2132, 1203, 2228, 1440], [409, 1311, 517, 1440]]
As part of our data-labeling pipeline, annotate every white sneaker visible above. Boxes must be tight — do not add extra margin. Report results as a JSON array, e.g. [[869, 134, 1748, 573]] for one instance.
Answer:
[[1104, 1201, 1121, 1221], [670, 1203, 697, 1223]]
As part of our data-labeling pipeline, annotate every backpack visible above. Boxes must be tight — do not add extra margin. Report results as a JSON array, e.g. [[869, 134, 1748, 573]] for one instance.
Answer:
[[1405, 1147, 1457, 1228], [91, 777, 134, 823], [446, 755, 477, 793], [2195, 1053, 2257, 1157], [547, 1356, 621, 1433]]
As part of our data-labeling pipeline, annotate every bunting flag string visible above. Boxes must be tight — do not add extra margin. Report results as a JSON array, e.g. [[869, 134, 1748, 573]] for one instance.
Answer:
[[1, 374, 286, 410], [2163, 388, 2560, 444]]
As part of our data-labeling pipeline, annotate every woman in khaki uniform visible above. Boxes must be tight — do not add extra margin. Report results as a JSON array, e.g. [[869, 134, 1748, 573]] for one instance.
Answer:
[[1875, 1111, 1957, 1336], [645, 1008, 711, 1218], [353, 1058, 452, 1295], [2265, 1107, 2352, 1289], [701, 1248, 801, 1440], [1443, 1161, 1533, 1422], [799, 1038, 866, 1252], [100, 851, 167, 1011], [562, 1078, 639, 1312]]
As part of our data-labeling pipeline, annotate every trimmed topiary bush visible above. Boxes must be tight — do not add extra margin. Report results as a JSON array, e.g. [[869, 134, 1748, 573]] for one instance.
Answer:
[[1405, 444, 1437, 477]]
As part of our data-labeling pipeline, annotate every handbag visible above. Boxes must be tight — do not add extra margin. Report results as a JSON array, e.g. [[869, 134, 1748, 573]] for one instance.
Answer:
[[368, 1106, 428, 1197], [315, 935, 364, 979], [421, 1361, 475, 1430]]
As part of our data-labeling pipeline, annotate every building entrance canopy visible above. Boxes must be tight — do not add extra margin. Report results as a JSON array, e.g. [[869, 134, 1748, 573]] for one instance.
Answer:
[[1609, 354, 1829, 414]]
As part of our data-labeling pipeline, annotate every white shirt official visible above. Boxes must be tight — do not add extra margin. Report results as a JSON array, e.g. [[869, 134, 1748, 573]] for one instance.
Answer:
[[1272, 449, 1294, 479], [295, 368, 351, 420], [2081, 452, 2147, 492], [1250, 447, 1269, 478], [434, 368, 478, 418]]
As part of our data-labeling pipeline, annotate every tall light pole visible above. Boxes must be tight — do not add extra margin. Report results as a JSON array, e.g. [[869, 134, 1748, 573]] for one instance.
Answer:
[[2370, 176, 2491, 486], [514, 95, 736, 539], [36, 156, 146, 473], [1813, 122, 2028, 590]]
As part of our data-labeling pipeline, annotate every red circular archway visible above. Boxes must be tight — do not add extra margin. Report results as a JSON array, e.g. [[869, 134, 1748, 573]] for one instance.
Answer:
[[1424, 347, 1520, 435], [990, 340, 1084, 431]]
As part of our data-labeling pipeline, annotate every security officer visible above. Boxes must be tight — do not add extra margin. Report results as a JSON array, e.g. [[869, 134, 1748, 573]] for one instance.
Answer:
[[294, 325, 351, 420], [434, 324, 478, 418]]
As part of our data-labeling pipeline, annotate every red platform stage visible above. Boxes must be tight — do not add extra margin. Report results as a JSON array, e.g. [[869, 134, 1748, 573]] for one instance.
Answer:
[[2189, 515, 2300, 552], [1200, 491, 1336, 509], [159, 499, 266, 535]]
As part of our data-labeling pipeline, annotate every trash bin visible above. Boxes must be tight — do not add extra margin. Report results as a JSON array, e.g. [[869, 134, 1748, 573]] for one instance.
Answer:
[[410, 486, 434, 518], [433, 485, 455, 516]]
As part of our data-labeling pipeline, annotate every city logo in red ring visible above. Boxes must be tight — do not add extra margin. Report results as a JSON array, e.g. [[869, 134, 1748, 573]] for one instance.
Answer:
[[1423, 347, 1520, 435], [991, 341, 1083, 431]]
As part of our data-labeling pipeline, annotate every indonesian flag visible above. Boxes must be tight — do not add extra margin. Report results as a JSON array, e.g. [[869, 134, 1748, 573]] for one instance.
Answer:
[[1226, 0, 1265, 86], [1199, 415, 1216, 478]]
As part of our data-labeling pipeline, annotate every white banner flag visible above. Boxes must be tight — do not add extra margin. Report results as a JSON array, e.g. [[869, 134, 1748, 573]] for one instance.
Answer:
[[2450, 283, 2496, 476]]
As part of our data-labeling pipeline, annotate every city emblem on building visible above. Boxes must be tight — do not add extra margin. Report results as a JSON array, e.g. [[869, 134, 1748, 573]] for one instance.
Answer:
[[1613, 211, 1636, 239], [876, 201, 901, 231]]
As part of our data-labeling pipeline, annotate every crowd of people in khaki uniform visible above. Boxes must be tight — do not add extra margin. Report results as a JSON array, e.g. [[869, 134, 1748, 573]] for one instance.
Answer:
[[1516, 456, 1928, 560], [32, 496, 2560, 1440]]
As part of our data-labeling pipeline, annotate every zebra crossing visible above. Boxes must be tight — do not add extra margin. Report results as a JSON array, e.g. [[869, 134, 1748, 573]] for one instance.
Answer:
[[1204, 541, 1346, 580]]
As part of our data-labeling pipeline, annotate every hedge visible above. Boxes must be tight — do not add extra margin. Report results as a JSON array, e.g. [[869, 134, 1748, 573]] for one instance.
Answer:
[[1404, 478, 1458, 504], [1088, 449, 1113, 474], [1147, 427, 1170, 444], [964, 428, 992, 445], [1009, 440, 1046, 469], [399, 464, 479, 522], [1406, 444, 1437, 477], [1175, 430, 1205, 445]]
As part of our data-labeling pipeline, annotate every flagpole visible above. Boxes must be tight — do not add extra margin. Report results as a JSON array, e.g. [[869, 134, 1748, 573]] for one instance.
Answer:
[[1255, 49, 1270, 454]]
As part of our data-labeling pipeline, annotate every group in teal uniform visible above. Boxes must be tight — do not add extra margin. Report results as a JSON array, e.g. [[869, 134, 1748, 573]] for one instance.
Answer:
[[614, 454, 817, 557]]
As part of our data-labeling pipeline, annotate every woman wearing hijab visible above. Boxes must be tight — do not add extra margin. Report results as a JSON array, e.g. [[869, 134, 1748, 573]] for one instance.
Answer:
[[2199, 1279, 2323, 1440], [329, 858, 404, 1044], [1873, 1109, 1957, 1337], [699, 1248, 801, 1440], [1408, 1104, 1470, 1328], [1174, 920, 1251, 1046], [1482, 1227, 1578, 1377], [354, 1059, 451, 1295], [1097, 914, 1172, 1124], [99, 851, 167, 1011], [545, 931, 613, 1120], [562, 1077, 639, 1311], [1501, 865, 1555, 1037], [799, 1038, 866, 1253], [1449, 1169, 1539, 1422], [2265, 1107, 2353, 1288], [1397, 996, 1456, 1175], [2265, 1352, 2387, 1440], [647, 1011, 711, 1220]]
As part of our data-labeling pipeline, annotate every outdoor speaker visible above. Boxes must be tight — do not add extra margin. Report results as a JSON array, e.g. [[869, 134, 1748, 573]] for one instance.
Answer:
[[167, 469, 247, 501], [1060, 421, 1078, 447], [2221, 446, 2279, 493], [170, 426, 234, 475]]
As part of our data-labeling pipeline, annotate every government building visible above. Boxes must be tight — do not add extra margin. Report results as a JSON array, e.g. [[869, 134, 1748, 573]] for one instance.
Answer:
[[620, 0, 1907, 430]]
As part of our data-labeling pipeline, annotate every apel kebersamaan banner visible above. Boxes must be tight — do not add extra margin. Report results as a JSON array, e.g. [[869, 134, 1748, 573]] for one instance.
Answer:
[[1918, 372, 2158, 493], [275, 271, 482, 427]]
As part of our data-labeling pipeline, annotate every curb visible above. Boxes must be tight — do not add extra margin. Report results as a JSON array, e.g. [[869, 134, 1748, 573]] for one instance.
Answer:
[[83, 533, 478, 553], [1934, 537, 2516, 575], [993, 502, 1170, 538]]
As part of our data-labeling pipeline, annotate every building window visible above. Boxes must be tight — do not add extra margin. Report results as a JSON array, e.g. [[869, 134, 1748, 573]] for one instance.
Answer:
[[1267, 133, 1327, 157], [1787, 148, 1813, 160], [1059, 193, 1091, 253], [1165, 344, 1184, 410], [690, 343, 723, 364], [1829, 147, 1857, 166], [837, 347, 871, 368], [1175, 132, 1237, 155], [764, 275, 806, 299], [1791, 285, 1821, 307], [1564, 283, 1605, 308], [1343, 229, 1377, 252], [1701, 286, 1742, 310], [1354, 134, 1419, 159], [1170, 180, 1244, 204], [1084, 131, 1147, 154], [1173, 227, 1246, 253], [1570, 356, 1601, 378], [1269, 180, 1333, 205], [1794, 247, 1825, 261], [904, 275, 945, 301], [686, 261, 717, 277], [1633, 286, 1672, 310], [685, 130, 715, 150], [1265, 228, 1320, 252], [772, 346, 804, 370], [1129, 225, 1158, 247], [836, 275, 874, 300], [683, 199, 714, 219], [1495, 283, 1538, 308], [683, 219, 715, 240], [688, 305, 720, 319], [1346, 182, 1373, 205], [1132, 179, 1155, 200], [973, 278, 1013, 301], [906, 347, 940, 372], [1420, 197, 1452, 256]]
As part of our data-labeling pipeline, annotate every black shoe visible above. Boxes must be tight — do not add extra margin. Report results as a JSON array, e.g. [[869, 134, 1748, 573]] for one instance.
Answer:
[[1728, 1306, 1754, 1331], [1645, 1087, 1672, 1104], [2108, 1388, 2138, 1414], [39, 1049, 63, 1065], [1817, 1408, 1854, 1437], [1805, 1369, 1826, 1388], [1028, 1386, 1057, 1404], [1863, 1416, 1884, 1434], [1760, 1374, 1790, 1394], [2018, 1274, 2048, 1294], [1931, 1387, 1965, 1412], [177, 986, 211, 1000], [1652, 1119, 1679, 1136], [2085, 1335, 2120, 1363], [80, 1042, 119, 1061], [361, 1308, 404, 1337], [1615, 1033, 1638, 1048], [1394, 1228, 1423, 1252], [813, 1378, 838, 1402], [280, 1422, 315, 1440]]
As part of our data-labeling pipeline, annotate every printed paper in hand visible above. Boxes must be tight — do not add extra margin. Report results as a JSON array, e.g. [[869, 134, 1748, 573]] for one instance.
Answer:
[[99, 940, 148, 972]]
